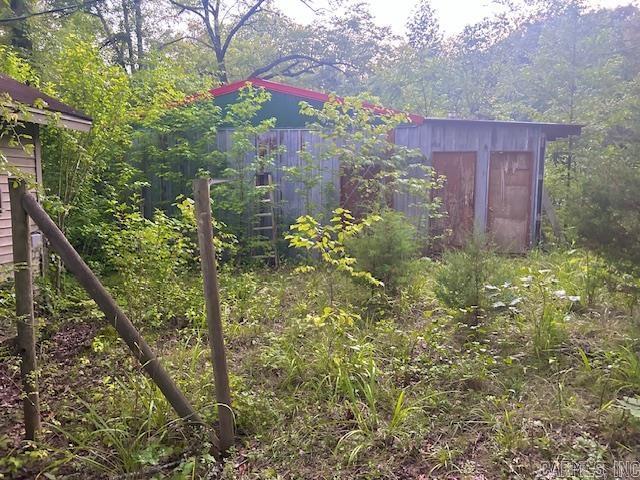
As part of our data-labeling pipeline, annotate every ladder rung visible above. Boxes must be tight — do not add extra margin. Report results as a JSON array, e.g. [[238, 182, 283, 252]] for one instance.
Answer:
[[260, 199, 272, 203], [252, 254, 276, 259], [254, 226, 274, 231], [255, 212, 272, 217]]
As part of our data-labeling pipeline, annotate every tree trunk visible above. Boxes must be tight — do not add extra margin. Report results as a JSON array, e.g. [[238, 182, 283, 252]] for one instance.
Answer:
[[133, 0, 144, 68], [121, 0, 136, 72]]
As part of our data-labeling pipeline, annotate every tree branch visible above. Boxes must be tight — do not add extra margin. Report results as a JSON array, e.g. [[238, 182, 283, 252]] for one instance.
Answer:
[[159, 35, 214, 50], [250, 54, 354, 79], [167, 0, 206, 20], [0, 0, 104, 23], [93, 3, 127, 70], [220, 0, 268, 58]]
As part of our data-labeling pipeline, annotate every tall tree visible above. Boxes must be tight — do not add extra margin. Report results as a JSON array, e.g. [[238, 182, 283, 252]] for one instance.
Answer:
[[89, 0, 159, 72], [165, 0, 364, 83], [406, 0, 441, 53]]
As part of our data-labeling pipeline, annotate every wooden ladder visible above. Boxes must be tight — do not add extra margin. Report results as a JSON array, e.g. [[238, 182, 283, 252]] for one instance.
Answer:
[[251, 172, 279, 267]]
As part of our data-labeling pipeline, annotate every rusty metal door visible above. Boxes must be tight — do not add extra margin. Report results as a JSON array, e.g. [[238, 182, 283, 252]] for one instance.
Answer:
[[487, 152, 533, 252], [432, 152, 476, 247]]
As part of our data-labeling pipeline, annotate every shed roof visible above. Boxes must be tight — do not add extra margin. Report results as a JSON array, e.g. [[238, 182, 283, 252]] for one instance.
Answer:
[[208, 78, 582, 140], [0, 74, 92, 131], [421, 117, 582, 141], [209, 78, 426, 125]]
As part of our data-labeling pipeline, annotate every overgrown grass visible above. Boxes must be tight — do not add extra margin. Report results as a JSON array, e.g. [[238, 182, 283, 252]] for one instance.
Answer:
[[2, 248, 640, 479]]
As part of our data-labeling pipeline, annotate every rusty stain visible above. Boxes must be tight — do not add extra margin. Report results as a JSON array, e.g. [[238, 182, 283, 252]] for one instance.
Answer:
[[488, 152, 533, 253], [432, 152, 476, 247]]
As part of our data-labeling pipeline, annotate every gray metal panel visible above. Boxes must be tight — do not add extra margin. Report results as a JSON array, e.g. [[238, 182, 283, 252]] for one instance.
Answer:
[[217, 128, 341, 220], [475, 128, 492, 236]]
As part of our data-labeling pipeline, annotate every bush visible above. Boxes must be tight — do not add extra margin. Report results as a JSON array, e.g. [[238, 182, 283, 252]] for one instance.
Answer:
[[571, 150, 640, 274], [101, 198, 236, 328], [434, 240, 501, 318], [102, 202, 200, 327], [347, 210, 419, 293]]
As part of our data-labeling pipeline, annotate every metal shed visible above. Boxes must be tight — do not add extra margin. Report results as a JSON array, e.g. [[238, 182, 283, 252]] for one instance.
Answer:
[[0, 74, 92, 269], [208, 79, 582, 252], [394, 118, 581, 252]]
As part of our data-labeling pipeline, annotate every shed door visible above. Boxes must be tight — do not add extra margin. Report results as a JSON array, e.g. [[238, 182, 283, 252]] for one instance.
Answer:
[[432, 152, 476, 247], [487, 152, 533, 253]]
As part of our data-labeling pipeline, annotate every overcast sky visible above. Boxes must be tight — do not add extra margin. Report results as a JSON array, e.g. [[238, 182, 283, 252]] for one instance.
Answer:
[[277, 0, 639, 35]]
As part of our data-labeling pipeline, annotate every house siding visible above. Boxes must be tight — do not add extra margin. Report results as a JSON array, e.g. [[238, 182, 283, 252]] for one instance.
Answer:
[[0, 124, 42, 269]]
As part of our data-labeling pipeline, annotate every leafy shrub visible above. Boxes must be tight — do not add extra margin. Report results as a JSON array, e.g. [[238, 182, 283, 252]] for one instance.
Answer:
[[347, 210, 419, 293], [286, 208, 383, 304], [519, 268, 576, 359], [102, 203, 199, 327], [434, 240, 501, 319], [571, 152, 640, 274], [102, 199, 236, 327]]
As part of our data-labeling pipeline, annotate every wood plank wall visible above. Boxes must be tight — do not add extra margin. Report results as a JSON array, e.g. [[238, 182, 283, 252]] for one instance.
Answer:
[[217, 129, 340, 222]]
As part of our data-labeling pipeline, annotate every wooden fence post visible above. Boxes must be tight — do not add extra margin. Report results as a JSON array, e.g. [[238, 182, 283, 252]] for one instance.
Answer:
[[17, 191, 219, 453], [193, 178, 234, 454], [9, 179, 41, 441]]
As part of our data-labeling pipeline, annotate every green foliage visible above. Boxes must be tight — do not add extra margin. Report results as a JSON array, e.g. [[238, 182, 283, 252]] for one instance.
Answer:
[[102, 202, 200, 326], [36, 33, 135, 263], [519, 268, 579, 360], [0, 45, 38, 84], [281, 147, 325, 217], [347, 210, 418, 293], [4, 248, 640, 478], [571, 146, 640, 274], [300, 95, 435, 218], [54, 396, 176, 476], [210, 85, 281, 252], [434, 240, 501, 318], [4, 1, 640, 477], [286, 208, 383, 303], [0, 102, 37, 185], [132, 93, 223, 214], [101, 199, 235, 327]]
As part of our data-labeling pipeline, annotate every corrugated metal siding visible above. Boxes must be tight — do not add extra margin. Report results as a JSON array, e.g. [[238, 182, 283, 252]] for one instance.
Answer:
[[218, 122, 545, 249], [395, 123, 544, 249], [217, 129, 340, 222]]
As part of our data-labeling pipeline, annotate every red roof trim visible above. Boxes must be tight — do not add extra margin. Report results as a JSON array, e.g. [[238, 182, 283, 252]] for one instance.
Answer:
[[208, 78, 425, 125]]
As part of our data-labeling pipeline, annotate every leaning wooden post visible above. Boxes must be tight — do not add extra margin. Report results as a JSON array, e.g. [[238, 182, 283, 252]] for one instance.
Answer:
[[9, 179, 41, 441], [193, 178, 234, 454], [18, 191, 219, 453]]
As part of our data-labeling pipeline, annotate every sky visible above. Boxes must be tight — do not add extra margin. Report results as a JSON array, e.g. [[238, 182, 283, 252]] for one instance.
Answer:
[[277, 0, 639, 35]]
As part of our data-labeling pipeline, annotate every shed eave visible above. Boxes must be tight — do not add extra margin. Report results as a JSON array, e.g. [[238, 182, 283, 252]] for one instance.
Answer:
[[3, 103, 93, 132], [420, 117, 583, 139]]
